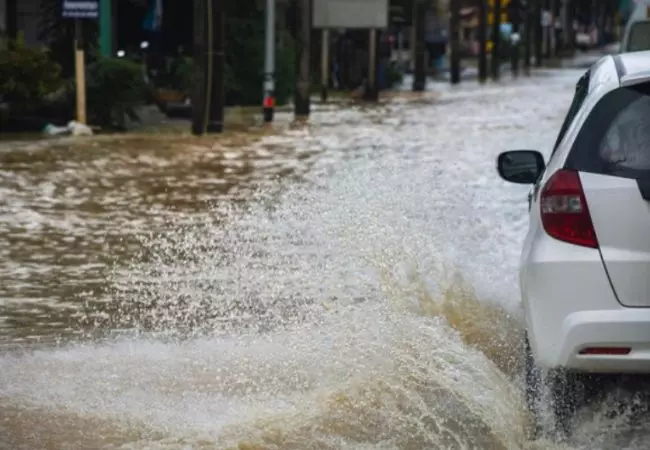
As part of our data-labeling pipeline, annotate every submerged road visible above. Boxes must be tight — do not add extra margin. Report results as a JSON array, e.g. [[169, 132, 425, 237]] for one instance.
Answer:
[[2, 67, 647, 449]]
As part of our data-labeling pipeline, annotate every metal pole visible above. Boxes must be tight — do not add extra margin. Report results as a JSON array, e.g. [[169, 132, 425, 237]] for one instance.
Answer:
[[409, 23, 416, 73], [294, 0, 311, 118], [534, 0, 542, 66], [74, 20, 87, 125], [491, 0, 502, 80], [450, 0, 461, 84], [320, 28, 329, 102], [511, 0, 521, 77], [565, 0, 575, 56], [263, 0, 276, 122], [523, 0, 532, 73], [397, 28, 404, 71], [412, 0, 426, 91], [99, 0, 112, 57], [478, 0, 488, 82], [207, 0, 224, 132], [364, 28, 379, 101], [191, 0, 207, 135], [551, 0, 558, 56]]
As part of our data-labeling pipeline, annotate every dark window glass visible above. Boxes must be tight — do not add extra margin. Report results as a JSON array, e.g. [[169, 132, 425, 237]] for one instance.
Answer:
[[566, 83, 650, 179], [628, 22, 650, 52], [551, 71, 590, 157]]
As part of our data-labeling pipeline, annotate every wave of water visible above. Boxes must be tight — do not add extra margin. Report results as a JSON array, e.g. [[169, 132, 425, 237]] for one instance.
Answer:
[[2, 72, 650, 449]]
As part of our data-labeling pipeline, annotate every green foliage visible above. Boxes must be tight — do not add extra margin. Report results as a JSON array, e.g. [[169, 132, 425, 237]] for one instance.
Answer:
[[85, 57, 149, 129], [274, 32, 296, 105], [166, 55, 195, 92], [0, 35, 63, 112], [387, 63, 404, 88], [225, 18, 295, 106]]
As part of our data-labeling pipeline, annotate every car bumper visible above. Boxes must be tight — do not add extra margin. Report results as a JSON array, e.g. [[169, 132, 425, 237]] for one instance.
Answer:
[[558, 309, 650, 373], [522, 232, 650, 373]]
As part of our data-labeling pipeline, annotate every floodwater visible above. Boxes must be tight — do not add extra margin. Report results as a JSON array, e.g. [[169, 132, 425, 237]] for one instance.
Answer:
[[2, 70, 650, 450]]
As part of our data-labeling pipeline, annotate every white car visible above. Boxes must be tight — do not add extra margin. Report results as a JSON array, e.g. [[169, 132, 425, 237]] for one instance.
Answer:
[[621, 2, 650, 53], [497, 51, 650, 437]]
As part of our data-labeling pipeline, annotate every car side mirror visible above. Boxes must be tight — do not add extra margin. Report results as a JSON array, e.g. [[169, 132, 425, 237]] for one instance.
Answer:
[[497, 150, 546, 184]]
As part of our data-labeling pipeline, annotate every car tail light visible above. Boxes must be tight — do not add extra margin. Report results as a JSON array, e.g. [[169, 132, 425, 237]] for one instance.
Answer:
[[540, 169, 598, 248]]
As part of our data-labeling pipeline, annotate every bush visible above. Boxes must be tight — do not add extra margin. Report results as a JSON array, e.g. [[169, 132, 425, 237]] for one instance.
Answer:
[[386, 62, 403, 88], [85, 57, 148, 130], [225, 18, 295, 106], [165, 55, 195, 92], [0, 35, 63, 113]]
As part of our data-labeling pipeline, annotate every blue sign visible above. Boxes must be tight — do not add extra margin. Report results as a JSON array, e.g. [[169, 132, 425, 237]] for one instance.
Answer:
[[62, 0, 99, 19]]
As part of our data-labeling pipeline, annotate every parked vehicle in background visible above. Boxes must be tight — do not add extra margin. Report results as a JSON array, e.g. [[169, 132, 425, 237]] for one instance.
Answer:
[[621, 2, 650, 52], [575, 26, 597, 51], [497, 50, 650, 438]]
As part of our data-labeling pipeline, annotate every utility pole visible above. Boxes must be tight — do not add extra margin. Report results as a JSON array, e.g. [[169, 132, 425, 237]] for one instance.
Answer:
[[510, 0, 521, 77], [450, 0, 461, 84], [491, 0, 502, 80], [412, 0, 427, 91], [478, 0, 488, 82], [294, 0, 311, 118], [192, 0, 208, 135], [191, 0, 224, 135], [564, 0, 574, 56], [263, 0, 276, 123], [534, 0, 542, 66], [364, 29, 379, 101], [523, 0, 531, 73], [550, 0, 558, 57], [409, 24, 416, 73], [321, 29, 329, 102], [99, 0, 112, 57], [208, 0, 225, 132]]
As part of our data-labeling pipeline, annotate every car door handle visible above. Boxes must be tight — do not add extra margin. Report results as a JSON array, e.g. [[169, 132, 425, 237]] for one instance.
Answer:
[[527, 192, 532, 210]]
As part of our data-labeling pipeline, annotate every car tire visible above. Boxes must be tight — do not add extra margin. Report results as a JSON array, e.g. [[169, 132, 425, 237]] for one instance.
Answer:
[[524, 334, 581, 440], [547, 368, 581, 437]]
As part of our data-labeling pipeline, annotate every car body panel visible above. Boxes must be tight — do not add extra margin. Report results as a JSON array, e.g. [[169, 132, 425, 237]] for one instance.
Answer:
[[580, 172, 650, 308]]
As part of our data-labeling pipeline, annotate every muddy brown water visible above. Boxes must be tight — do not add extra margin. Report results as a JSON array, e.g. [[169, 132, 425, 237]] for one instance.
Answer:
[[0, 127, 317, 344]]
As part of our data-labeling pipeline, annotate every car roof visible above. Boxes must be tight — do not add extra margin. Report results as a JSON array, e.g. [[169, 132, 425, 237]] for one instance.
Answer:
[[612, 51, 650, 87]]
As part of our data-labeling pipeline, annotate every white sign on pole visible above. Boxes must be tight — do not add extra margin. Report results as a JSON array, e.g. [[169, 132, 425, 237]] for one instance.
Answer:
[[62, 0, 99, 19], [313, 0, 389, 29]]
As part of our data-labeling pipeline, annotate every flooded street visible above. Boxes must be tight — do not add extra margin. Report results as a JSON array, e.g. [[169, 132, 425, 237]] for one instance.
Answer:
[[2, 70, 649, 449]]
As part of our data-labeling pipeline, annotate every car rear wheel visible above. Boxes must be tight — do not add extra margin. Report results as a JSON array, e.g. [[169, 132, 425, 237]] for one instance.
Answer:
[[524, 334, 582, 439]]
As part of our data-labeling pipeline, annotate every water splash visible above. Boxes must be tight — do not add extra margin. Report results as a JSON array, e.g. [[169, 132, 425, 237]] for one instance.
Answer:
[[3, 72, 650, 449], [1, 275, 530, 450]]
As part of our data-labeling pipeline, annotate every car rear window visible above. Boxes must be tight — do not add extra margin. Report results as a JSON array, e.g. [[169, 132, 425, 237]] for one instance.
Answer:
[[565, 83, 650, 179], [627, 22, 650, 52]]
